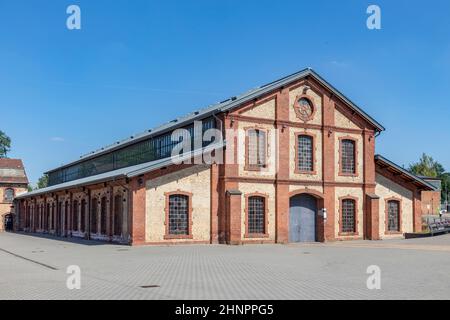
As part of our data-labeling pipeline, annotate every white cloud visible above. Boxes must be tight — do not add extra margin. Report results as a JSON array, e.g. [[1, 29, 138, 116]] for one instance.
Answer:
[[50, 137, 65, 142]]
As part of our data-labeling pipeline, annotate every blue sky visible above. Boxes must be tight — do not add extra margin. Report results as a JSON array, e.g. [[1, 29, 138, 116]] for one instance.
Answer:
[[1, 0, 449, 185]]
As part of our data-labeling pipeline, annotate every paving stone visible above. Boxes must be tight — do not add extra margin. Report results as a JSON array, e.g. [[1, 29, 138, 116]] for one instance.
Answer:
[[0, 232, 449, 300]]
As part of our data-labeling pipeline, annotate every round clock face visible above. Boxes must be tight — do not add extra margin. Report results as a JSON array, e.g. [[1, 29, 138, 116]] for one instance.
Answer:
[[295, 98, 314, 122]]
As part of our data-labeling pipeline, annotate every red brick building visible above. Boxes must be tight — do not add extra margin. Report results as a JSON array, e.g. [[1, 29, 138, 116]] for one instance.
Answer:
[[14, 69, 436, 244], [0, 159, 28, 231]]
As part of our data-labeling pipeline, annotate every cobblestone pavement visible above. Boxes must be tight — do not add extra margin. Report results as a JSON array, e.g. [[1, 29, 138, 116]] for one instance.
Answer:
[[0, 232, 449, 300]]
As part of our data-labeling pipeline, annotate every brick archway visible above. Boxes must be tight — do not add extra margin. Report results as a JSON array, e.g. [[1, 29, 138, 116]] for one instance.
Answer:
[[289, 189, 325, 200]]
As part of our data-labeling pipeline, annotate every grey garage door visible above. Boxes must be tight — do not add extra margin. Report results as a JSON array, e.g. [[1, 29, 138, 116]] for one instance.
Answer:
[[289, 194, 317, 242]]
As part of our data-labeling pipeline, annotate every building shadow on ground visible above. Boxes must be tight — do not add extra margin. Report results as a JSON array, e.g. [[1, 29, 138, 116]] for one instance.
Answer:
[[9, 231, 127, 247]]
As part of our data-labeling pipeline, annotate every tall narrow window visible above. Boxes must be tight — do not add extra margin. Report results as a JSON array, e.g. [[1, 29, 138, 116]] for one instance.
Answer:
[[4, 188, 14, 202], [73, 200, 79, 232], [80, 199, 86, 233], [100, 197, 107, 235], [46, 203, 50, 231], [37, 205, 41, 229], [37, 205, 40, 229], [41, 204, 46, 230], [341, 139, 356, 174], [247, 129, 267, 170], [387, 200, 400, 232], [91, 198, 98, 234], [168, 194, 189, 236], [114, 195, 123, 236], [298, 135, 313, 172], [28, 205, 32, 229], [51, 203, 55, 230], [26, 205, 30, 228], [64, 201, 69, 233], [341, 199, 356, 233], [247, 196, 266, 235]]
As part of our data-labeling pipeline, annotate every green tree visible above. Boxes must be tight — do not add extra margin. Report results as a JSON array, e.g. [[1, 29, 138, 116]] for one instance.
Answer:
[[36, 174, 49, 189], [408, 153, 444, 177], [0, 130, 11, 158], [409, 153, 449, 204], [440, 173, 450, 205]]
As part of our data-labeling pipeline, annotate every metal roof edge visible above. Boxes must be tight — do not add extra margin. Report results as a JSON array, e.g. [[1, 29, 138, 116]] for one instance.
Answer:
[[15, 172, 126, 199], [374, 154, 437, 191], [17, 142, 226, 200]]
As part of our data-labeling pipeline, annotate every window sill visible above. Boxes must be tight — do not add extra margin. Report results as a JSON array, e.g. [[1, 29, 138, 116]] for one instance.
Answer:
[[164, 234, 194, 240], [385, 231, 402, 235], [338, 172, 358, 177], [338, 232, 359, 237], [244, 233, 269, 239], [295, 170, 317, 175], [244, 166, 268, 172]]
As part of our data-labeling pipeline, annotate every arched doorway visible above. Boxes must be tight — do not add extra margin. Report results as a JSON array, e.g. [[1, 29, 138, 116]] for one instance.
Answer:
[[289, 193, 318, 242], [4, 214, 13, 231]]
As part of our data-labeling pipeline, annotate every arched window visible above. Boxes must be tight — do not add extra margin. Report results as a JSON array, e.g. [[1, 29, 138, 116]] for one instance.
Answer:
[[387, 200, 400, 232], [168, 194, 189, 236], [247, 196, 266, 235], [340, 139, 356, 174], [246, 129, 267, 170], [341, 199, 356, 233], [100, 197, 107, 235], [72, 200, 79, 232], [80, 199, 86, 233], [91, 198, 98, 234], [4, 188, 14, 202], [114, 195, 123, 236], [297, 135, 314, 172]]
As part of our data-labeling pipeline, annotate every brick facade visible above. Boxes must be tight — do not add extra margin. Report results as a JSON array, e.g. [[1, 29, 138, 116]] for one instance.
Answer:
[[421, 190, 441, 215], [13, 70, 435, 245], [0, 159, 28, 232]]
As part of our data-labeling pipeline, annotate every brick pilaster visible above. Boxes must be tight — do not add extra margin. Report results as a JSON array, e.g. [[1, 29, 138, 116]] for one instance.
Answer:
[[226, 189, 242, 245], [210, 163, 219, 244], [130, 177, 146, 245], [413, 190, 423, 232], [365, 194, 380, 240], [322, 93, 335, 241], [275, 87, 290, 243], [363, 129, 377, 239]]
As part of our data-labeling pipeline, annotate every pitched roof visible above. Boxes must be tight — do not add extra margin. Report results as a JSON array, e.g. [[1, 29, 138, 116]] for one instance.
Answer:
[[0, 159, 29, 184], [374, 155, 436, 191], [15, 142, 224, 199], [46, 68, 385, 174]]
